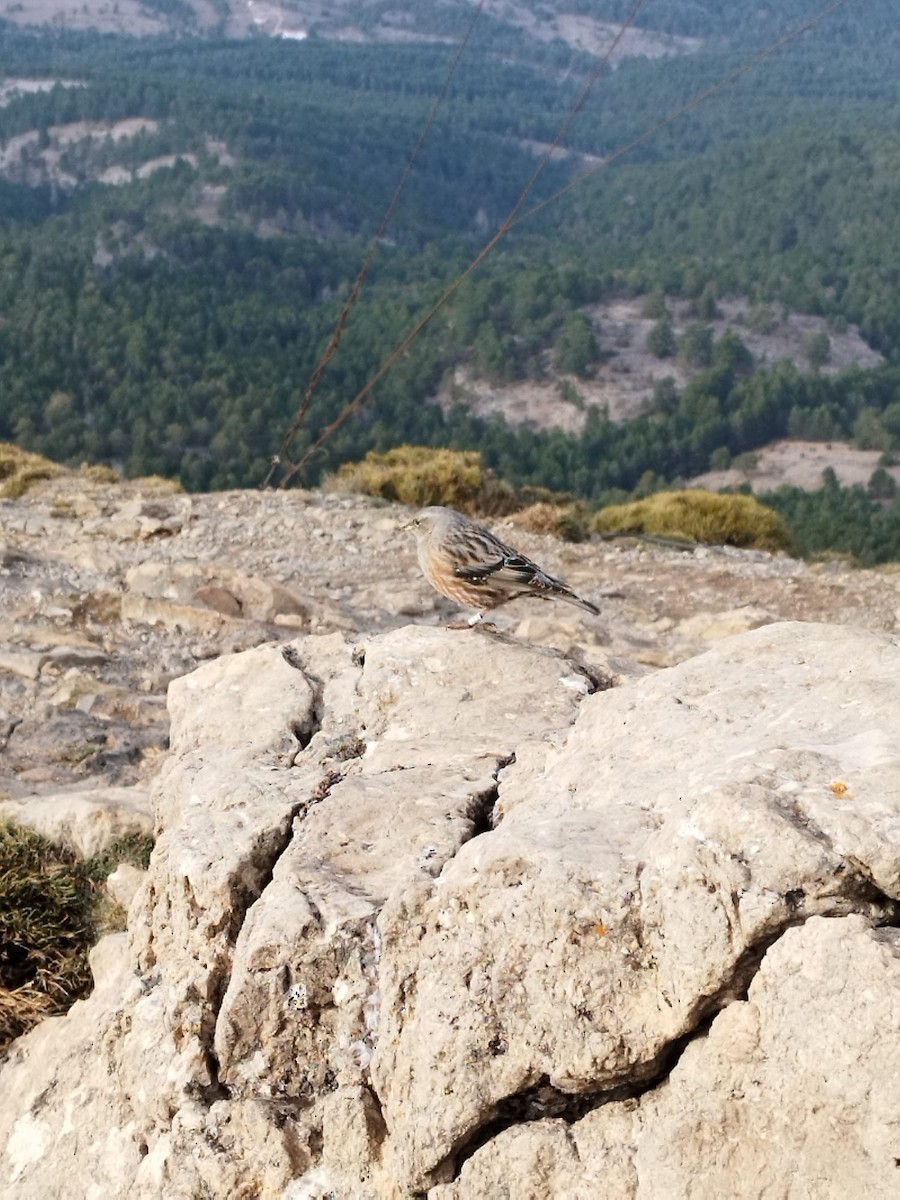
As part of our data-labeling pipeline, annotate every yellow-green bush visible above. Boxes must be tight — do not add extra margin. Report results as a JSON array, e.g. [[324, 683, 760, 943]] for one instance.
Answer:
[[327, 445, 523, 515], [129, 474, 184, 495], [590, 489, 794, 553], [328, 445, 584, 520], [0, 445, 180, 499], [0, 443, 61, 498], [80, 463, 121, 484]]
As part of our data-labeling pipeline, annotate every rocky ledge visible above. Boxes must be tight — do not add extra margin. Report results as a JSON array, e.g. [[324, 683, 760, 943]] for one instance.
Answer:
[[1, 616, 899, 1198], [2, 470, 899, 808]]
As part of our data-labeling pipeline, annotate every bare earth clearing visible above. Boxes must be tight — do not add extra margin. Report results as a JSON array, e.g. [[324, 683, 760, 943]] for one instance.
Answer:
[[433, 295, 886, 493], [436, 297, 882, 437], [0, 0, 705, 53], [693, 438, 900, 494]]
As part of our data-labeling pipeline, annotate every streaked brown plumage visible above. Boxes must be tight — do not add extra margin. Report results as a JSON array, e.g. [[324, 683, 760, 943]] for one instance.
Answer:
[[405, 506, 599, 623]]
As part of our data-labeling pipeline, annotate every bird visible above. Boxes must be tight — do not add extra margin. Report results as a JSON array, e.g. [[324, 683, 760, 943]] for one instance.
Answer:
[[404, 505, 599, 625]]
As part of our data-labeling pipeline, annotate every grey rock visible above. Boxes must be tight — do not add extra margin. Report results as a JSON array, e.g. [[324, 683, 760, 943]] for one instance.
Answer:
[[105, 862, 147, 912], [39, 645, 110, 672], [0, 543, 30, 568], [0, 622, 899, 1199], [0, 649, 44, 680], [0, 785, 152, 857], [439, 916, 900, 1200], [375, 622, 900, 1189]]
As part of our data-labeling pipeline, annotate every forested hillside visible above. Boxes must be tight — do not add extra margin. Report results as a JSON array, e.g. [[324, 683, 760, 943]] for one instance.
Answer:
[[2, 3, 900, 558]]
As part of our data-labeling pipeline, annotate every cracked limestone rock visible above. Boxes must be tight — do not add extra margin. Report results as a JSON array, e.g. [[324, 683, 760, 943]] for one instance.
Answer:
[[1, 621, 900, 1199], [373, 621, 900, 1189], [436, 914, 900, 1199]]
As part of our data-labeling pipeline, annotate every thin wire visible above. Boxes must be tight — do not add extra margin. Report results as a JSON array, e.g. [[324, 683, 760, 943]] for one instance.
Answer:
[[485, 0, 649, 232], [279, 0, 853, 485], [514, 0, 853, 229], [263, 0, 488, 489], [280, 0, 648, 484]]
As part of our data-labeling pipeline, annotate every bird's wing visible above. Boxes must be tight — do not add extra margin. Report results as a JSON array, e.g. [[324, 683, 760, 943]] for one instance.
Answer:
[[453, 555, 508, 582], [454, 550, 599, 613], [454, 552, 544, 586]]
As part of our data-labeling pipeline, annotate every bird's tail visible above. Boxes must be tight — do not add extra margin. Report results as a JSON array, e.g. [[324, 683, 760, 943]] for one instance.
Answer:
[[556, 588, 600, 616]]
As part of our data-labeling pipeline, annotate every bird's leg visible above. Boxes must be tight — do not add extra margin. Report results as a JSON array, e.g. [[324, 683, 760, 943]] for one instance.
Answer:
[[471, 610, 499, 632], [442, 611, 485, 630]]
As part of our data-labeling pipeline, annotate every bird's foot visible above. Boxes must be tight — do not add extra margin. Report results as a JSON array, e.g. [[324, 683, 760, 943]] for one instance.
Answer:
[[442, 612, 495, 630]]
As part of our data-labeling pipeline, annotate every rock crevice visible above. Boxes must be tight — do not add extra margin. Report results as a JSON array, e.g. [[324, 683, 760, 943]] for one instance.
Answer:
[[3, 621, 900, 1199]]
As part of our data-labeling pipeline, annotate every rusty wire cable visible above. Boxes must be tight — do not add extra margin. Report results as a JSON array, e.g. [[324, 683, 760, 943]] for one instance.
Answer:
[[262, 0, 488, 489], [270, 0, 648, 486], [268, 0, 853, 488]]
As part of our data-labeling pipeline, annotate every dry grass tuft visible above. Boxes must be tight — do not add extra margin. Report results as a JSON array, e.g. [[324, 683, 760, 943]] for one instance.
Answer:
[[0, 443, 61, 498], [327, 445, 511, 513], [0, 821, 154, 1050], [129, 474, 184, 494], [591, 489, 794, 553], [80, 463, 121, 484], [0, 820, 96, 1046], [506, 502, 588, 543]]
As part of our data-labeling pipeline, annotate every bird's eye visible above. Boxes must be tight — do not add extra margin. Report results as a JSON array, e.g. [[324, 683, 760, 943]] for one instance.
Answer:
[[414, 518, 421, 526]]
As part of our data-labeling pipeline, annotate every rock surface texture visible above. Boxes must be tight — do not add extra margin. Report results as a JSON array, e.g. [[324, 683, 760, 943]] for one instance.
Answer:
[[2, 612, 900, 1198], [3, 470, 900, 809]]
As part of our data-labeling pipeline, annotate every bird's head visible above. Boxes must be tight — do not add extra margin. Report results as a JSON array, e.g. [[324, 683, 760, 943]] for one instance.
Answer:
[[402, 506, 451, 538]]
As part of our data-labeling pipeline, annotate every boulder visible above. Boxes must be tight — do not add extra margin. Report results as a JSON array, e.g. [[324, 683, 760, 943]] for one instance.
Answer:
[[1, 621, 899, 1199], [0, 786, 153, 858], [437, 915, 900, 1199], [124, 562, 309, 626], [373, 621, 900, 1188]]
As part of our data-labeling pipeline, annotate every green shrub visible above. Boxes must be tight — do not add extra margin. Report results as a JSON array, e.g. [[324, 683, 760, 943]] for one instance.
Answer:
[[591, 489, 794, 553], [327, 445, 568, 517], [646, 318, 677, 359]]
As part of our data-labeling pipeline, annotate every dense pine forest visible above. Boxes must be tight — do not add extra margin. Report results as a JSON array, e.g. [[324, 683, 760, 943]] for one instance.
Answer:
[[2, 2, 900, 559]]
